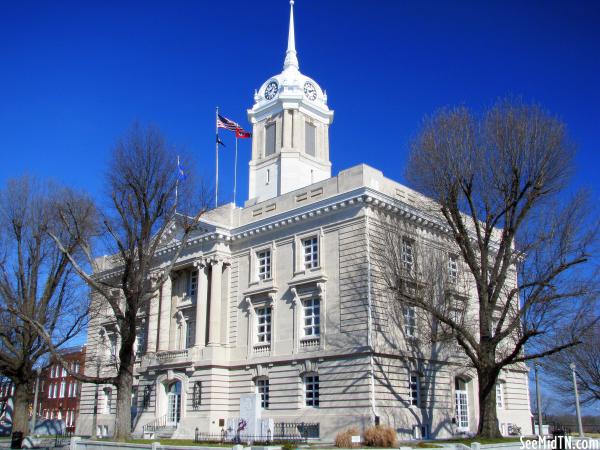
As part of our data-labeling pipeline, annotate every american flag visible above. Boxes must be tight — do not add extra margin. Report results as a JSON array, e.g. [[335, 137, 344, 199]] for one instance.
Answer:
[[217, 114, 239, 132]]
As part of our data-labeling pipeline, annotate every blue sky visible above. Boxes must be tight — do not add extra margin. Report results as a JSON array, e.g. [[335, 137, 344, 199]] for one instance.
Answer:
[[1, 0, 599, 413], [1, 0, 598, 205]]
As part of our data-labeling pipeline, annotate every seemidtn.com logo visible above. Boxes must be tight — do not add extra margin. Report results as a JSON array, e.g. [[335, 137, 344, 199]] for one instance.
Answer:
[[520, 437, 600, 450]]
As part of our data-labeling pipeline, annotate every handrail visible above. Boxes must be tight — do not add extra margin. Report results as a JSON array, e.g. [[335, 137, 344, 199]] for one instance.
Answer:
[[142, 414, 174, 432]]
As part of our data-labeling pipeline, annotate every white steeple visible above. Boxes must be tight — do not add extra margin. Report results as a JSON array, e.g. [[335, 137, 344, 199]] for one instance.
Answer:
[[246, 0, 334, 205], [283, 0, 299, 71]]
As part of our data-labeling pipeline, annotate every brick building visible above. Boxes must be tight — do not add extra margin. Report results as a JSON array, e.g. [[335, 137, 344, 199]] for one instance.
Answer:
[[39, 346, 85, 432], [0, 378, 14, 431]]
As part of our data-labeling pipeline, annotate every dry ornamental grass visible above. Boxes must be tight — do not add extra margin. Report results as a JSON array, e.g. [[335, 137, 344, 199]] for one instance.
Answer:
[[362, 425, 398, 448], [334, 427, 361, 448]]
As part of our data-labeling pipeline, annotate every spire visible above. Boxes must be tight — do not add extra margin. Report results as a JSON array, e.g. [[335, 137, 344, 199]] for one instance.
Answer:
[[283, 0, 299, 71]]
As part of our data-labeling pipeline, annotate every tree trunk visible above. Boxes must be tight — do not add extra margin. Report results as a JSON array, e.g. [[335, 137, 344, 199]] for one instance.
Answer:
[[113, 365, 133, 441], [11, 381, 31, 435], [477, 369, 502, 438]]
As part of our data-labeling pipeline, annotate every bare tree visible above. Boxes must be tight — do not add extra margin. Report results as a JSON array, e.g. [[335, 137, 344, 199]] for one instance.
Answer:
[[381, 100, 598, 437], [50, 123, 208, 440], [544, 325, 600, 408], [0, 177, 96, 435]]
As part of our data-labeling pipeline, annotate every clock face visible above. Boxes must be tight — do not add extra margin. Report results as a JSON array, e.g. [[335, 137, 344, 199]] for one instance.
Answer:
[[264, 81, 279, 100], [304, 82, 317, 101]]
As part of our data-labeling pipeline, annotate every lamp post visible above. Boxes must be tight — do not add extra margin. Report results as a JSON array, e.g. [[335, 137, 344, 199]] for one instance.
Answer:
[[534, 362, 544, 436], [570, 363, 584, 437], [30, 368, 42, 434]]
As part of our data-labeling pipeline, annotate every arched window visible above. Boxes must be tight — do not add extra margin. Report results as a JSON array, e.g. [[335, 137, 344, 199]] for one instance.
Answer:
[[166, 381, 182, 425], [454, 377, 469, 430]]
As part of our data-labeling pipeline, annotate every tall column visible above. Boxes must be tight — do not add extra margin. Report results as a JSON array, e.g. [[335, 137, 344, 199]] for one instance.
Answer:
[[194, 261, 208, 348], [207, 260, 223, 346], [146, 292, 159, 353], [157, 275, 172, 352]]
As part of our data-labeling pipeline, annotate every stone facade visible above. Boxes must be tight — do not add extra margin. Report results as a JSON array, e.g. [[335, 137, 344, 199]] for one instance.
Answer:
[[75, 1, 532, 442]]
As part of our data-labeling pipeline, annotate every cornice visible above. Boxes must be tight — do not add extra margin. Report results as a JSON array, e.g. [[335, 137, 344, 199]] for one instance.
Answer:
[[93, 187, 457, 276]]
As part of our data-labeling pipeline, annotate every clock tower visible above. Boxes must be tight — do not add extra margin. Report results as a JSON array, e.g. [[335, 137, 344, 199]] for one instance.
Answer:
[[247, 0, 334, 204]]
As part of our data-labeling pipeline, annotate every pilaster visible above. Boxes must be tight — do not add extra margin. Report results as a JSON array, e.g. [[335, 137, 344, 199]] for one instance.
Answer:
[[194, 261, 208, 349], [208, 259, 223, 346], [157, 275, 172, 352]]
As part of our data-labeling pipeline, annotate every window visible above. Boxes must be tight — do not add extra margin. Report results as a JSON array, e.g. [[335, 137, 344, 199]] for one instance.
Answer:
[[61, 366, 67, 377], [192, 381, 202, 410], [409, 373, 420, 407], [59, 381, 66, 398], [448, 255, 458, 284], [401, 239, 414, 273], [142, 385, 152, 408], [256, 306, 272, 343], [109, 334, 118, 360], [403, 305, 417, 338], [136, 329, 147, 356], [103, 388, 112, 414], [265, 123, 276, 156], [53, 383, 58, 399], [186, 320, 195, 349], [48, 384, 53, 399], [257, 250, 272, 280], [455, 378, 469, 430], [305, 122, 316, 157], [73, 362, 80, 374], [303, 298, 320, 337], [303, 236, 319, 269], [304, 374, 319, 407], [496, 382, 504, 409], [186, 270, 198, 298], [256, 378, 269, 409]]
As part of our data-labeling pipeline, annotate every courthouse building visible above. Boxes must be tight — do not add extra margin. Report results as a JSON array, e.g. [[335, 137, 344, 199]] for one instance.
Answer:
[[77, 1, 532, 441]]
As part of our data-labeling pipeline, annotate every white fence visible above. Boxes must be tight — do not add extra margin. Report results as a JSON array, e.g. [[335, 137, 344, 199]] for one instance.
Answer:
[[69, 439, 261, 450]]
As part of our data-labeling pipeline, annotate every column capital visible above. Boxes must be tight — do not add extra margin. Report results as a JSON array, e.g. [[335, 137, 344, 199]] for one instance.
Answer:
[[148, 269, 165, 283], [202, 255, 231, 267]]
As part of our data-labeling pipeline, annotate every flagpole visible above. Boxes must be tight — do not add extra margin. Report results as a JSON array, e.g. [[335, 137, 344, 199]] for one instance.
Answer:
[[175, 155, 179, 213], [233, 136, 238, 206], [215, 106, 219, 208]]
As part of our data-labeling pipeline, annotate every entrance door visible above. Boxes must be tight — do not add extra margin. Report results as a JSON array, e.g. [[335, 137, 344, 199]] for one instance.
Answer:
[[454, 378, 469, 431], [166, 381, 181, 426]]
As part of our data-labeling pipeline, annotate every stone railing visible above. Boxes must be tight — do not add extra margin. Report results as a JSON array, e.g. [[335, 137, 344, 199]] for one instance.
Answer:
[[156, 349, 189, 362], [300, 337, 320, 349], [253, 343, 271, 354]]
